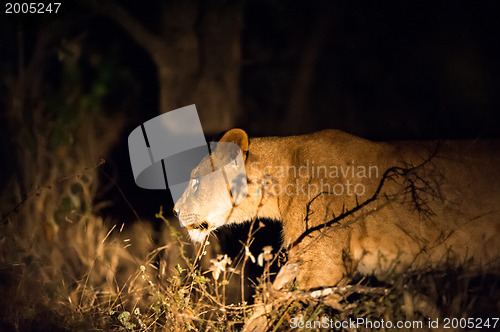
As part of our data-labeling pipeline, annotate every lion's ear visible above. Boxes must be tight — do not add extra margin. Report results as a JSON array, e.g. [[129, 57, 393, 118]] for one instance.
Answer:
[[219, 128, 249, 158]]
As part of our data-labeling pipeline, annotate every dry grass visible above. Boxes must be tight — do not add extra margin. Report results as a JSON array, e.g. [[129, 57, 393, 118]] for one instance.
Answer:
[[2, 185, 499, 331]]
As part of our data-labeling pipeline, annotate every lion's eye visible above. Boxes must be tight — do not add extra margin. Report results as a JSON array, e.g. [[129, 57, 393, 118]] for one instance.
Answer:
[[192, 178, 200, 191]]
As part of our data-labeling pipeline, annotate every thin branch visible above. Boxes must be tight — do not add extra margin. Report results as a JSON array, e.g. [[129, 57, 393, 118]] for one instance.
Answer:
[[1, 159, 106, 224], [291, 148, 439, 249]]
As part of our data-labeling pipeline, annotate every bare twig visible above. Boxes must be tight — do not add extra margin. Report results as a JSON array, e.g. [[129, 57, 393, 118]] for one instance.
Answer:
[[291, 149, 439, 249]]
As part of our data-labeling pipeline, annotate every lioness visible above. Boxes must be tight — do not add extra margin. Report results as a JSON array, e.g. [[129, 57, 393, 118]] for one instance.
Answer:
[[174, 129, 500, 289]]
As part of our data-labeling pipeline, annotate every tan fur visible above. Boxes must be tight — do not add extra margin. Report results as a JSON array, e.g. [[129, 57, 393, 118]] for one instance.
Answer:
[[175, 129, 500, 289]]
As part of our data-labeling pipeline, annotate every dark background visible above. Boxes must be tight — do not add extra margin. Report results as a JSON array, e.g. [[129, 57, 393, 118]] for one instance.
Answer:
[[1, 0, 499, 286]]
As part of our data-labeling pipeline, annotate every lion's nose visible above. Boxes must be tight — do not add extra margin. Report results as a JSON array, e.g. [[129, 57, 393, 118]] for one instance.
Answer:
[[173, 206, 179, 217]]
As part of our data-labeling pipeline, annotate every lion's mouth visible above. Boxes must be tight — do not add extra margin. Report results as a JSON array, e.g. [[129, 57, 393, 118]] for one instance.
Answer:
[[186, 221, 210, 231]]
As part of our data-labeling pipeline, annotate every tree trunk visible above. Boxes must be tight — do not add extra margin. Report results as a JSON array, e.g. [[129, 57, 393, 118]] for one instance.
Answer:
[[88, 0, 243, 134]]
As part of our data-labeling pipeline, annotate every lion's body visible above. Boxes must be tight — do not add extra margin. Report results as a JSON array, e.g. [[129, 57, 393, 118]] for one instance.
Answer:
[[175, 129, 500, 289]]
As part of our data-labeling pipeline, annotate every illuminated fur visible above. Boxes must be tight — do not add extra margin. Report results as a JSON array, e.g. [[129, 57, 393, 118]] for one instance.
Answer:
[[175, 129, 500, 289]]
